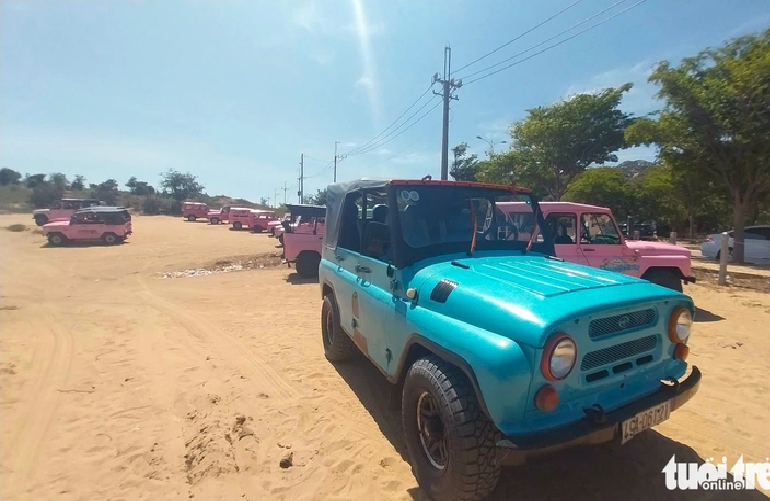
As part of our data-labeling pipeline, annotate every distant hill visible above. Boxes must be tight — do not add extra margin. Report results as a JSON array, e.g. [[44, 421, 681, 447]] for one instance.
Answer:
[[615, 160, 656, 179]]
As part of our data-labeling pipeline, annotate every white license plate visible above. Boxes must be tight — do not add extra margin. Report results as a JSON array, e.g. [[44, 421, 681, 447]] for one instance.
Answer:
[[621, 400, 671, 444]]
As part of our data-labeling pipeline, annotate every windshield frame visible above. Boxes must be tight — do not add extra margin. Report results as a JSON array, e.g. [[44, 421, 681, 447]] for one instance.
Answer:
[[385, 184, 554, 268]]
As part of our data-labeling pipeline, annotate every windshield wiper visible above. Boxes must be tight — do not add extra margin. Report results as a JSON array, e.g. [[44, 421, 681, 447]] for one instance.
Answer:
[[467, 200, 478, 257]]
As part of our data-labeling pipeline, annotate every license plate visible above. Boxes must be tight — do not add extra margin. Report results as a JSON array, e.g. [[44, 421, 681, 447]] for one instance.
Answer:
[[621, 400, 671, 444]]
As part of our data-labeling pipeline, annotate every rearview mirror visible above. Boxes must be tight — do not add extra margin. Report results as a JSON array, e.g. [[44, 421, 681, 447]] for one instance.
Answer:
[[363, 222, 390, 257]]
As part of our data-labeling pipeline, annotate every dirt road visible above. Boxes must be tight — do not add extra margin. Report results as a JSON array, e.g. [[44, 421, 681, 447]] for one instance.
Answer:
[[2, 215, 769, 501]]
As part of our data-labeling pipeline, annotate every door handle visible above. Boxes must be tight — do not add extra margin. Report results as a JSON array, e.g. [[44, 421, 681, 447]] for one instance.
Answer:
[[583, 248, 595, 252], [335, 255, 346, 262], [356, 265, 371, 273]]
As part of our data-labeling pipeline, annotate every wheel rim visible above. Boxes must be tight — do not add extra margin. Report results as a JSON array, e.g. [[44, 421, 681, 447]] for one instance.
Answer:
[[106, 235, 115, 243], [324, 308, 335, 346], [416, 391, 449, 470], [53, 236, 61, 244]]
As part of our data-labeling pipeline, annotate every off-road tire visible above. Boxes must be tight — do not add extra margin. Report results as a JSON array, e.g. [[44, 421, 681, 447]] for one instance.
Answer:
[[211, 217, 220, 225], [187, 215, 196, 221], [321, 294, 357, 362], [34, 215, 48, 226], [102, 233, 118, 245], [296, 251, 321, 279], [47, 233, 66, 246], [233, 221, 243, 230], [403, 356, 501, 501], [253, 225, 264, 233], [643, 269, 683, 292]]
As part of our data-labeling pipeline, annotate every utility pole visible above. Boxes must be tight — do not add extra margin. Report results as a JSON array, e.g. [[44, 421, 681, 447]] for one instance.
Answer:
[[298, 154, 304, 203], [433, 46, 461, 180], [282, 182, 289, 204], [333, 141, 339, 183], [274, 188, 279, 208]]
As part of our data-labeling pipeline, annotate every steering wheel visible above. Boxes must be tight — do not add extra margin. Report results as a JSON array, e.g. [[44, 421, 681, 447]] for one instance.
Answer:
[[481, 219, 519, 241]]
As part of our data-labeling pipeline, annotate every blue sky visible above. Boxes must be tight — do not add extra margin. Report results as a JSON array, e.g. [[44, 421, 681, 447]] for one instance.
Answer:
[[2, 0, 769, 204]]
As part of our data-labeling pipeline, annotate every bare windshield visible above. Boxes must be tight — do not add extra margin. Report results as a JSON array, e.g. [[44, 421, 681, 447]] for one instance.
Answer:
[[394, 186, 537, 251]]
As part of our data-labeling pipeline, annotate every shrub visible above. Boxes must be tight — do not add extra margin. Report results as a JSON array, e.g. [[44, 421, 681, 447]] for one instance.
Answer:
[[142, 196, 174, 215]]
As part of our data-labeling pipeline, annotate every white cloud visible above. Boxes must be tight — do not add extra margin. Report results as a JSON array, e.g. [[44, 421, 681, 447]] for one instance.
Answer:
[[342, 141, 358, 148], [342, 21, 386, 37], [375, 148, 392, 155], [311, 53, 335, 65], [293, 3, 324, 32], [355, 76, 373, 88], [563, 60, 659, 115]]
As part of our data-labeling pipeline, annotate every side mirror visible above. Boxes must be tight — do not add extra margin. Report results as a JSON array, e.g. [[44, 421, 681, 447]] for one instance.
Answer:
[[363, 222, 390, 257]]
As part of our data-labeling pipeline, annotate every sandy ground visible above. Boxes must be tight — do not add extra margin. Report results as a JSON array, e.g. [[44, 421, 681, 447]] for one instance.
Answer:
[[2, 214, 769, 501]]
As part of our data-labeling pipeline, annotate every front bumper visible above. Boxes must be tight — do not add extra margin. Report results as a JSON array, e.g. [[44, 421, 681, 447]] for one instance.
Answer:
[[497, 366, 701, 465]]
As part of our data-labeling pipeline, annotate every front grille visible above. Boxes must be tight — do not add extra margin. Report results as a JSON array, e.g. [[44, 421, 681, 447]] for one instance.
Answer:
[[588, 309, 656, 338], [580, 335, 658, 371]]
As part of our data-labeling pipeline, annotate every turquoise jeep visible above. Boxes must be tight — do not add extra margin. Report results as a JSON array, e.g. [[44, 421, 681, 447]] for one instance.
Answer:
[[319, 178, 701, 501]]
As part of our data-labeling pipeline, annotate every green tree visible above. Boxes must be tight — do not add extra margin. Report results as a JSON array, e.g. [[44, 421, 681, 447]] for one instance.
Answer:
[[160, 170, 204, 202], [25, 173, 47, 188], [49, 172, 69, 191], [307, 189, 327, 206], [510, 84, 635, 200], [30, 182, 64, 208], [562, 167, 632, 219], [71, 175, 86, 191], [0, 168, 22, 186], [626, 28, 770, 262], [92, 179, 119, 205], [449, 142, 479, 181], [126, 176, 138, 192]]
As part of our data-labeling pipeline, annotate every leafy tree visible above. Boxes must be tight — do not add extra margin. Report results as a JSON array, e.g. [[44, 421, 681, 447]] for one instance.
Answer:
[[626, 28, 770, 262], [49, 172, 69, 191], [0, 168, 22, 186], [510, 84, 635, 200], [563, 167, 632, 219], [126, 176, 154, 196], [91, 179, 119, 205], [306, 189, 327, 206], [25, 173, 47, 188], [71, 175, 86, 191], [142, 195, 174, 215], [449, 142, 479, 181], [126, 177, 138, 192], [160, 170, 204, 202], [30, 182, 64, 208]]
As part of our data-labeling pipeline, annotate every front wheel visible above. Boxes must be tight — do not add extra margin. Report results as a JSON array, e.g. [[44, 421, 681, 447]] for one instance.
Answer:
[[403, 356, 501, 501], [187, 215, 196, 221], [253, 225, 264, 233], [210, 217, 220, 225], [643, 269, 683, 292], [233, 221, 243, 230], [47, 233, 66, 246]]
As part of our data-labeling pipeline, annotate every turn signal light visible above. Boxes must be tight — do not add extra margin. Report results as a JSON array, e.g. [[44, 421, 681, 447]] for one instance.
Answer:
[[534, 385, 559, 412], [674, 343, 689, 360]]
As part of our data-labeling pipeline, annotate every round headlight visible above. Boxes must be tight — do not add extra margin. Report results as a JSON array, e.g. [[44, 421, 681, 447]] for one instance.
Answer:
[[541, 334, 577, 381], [668, 307, 692, 343]]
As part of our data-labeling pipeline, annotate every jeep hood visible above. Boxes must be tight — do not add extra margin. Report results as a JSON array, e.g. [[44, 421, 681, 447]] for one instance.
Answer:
[[42, 220, 70, 230], [625, 240, 691, 257], [410, 255, 687, 348]]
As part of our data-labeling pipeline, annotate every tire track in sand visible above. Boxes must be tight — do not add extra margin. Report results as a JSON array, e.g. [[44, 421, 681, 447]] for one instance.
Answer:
[[3, 311, 73, 499]]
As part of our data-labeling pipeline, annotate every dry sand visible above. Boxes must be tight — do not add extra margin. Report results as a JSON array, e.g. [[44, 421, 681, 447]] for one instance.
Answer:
[[1, 214, 769, 501]]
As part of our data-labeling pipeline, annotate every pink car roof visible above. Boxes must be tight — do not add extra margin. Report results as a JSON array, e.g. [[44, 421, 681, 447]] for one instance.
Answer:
[[497, 201, 611, 213]]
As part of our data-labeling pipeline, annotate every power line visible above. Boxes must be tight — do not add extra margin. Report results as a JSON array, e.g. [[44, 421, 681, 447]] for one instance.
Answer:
[[452, 0, 585, 75], [347, 96, 441, 157], [457, 0, 635, 82], [303, 155, 332, 163], [462, 0, 648, 85], [344, 83, 434, 156]]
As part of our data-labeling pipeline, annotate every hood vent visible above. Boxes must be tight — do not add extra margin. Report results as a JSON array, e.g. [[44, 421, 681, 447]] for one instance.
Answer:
[[430, 279, 458, 303]]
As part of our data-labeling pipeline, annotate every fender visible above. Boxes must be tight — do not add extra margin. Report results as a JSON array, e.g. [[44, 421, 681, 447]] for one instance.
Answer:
[[638, 254, 692, 278]]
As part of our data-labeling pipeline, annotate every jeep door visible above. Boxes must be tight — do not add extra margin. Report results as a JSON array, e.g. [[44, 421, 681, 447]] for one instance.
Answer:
[[578, 211, 639, 275], [329, 192, 367, 350], [543, 212, 588, 266], [353, 190, 395, 372]]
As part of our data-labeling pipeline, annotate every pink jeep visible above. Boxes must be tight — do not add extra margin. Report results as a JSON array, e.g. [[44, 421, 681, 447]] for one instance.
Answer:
[[183, 201, 209, 221], [229, 209, 277, 232], [497, 201, 695, 291], [281, 204, 327, 277], [207, 206, 241, 225], [43, 207, 131, 246], [33, 198, 105, 226]]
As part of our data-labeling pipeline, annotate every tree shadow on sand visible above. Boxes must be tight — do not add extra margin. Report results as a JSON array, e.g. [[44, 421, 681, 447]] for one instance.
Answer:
[[333, 354, 769, 501]]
